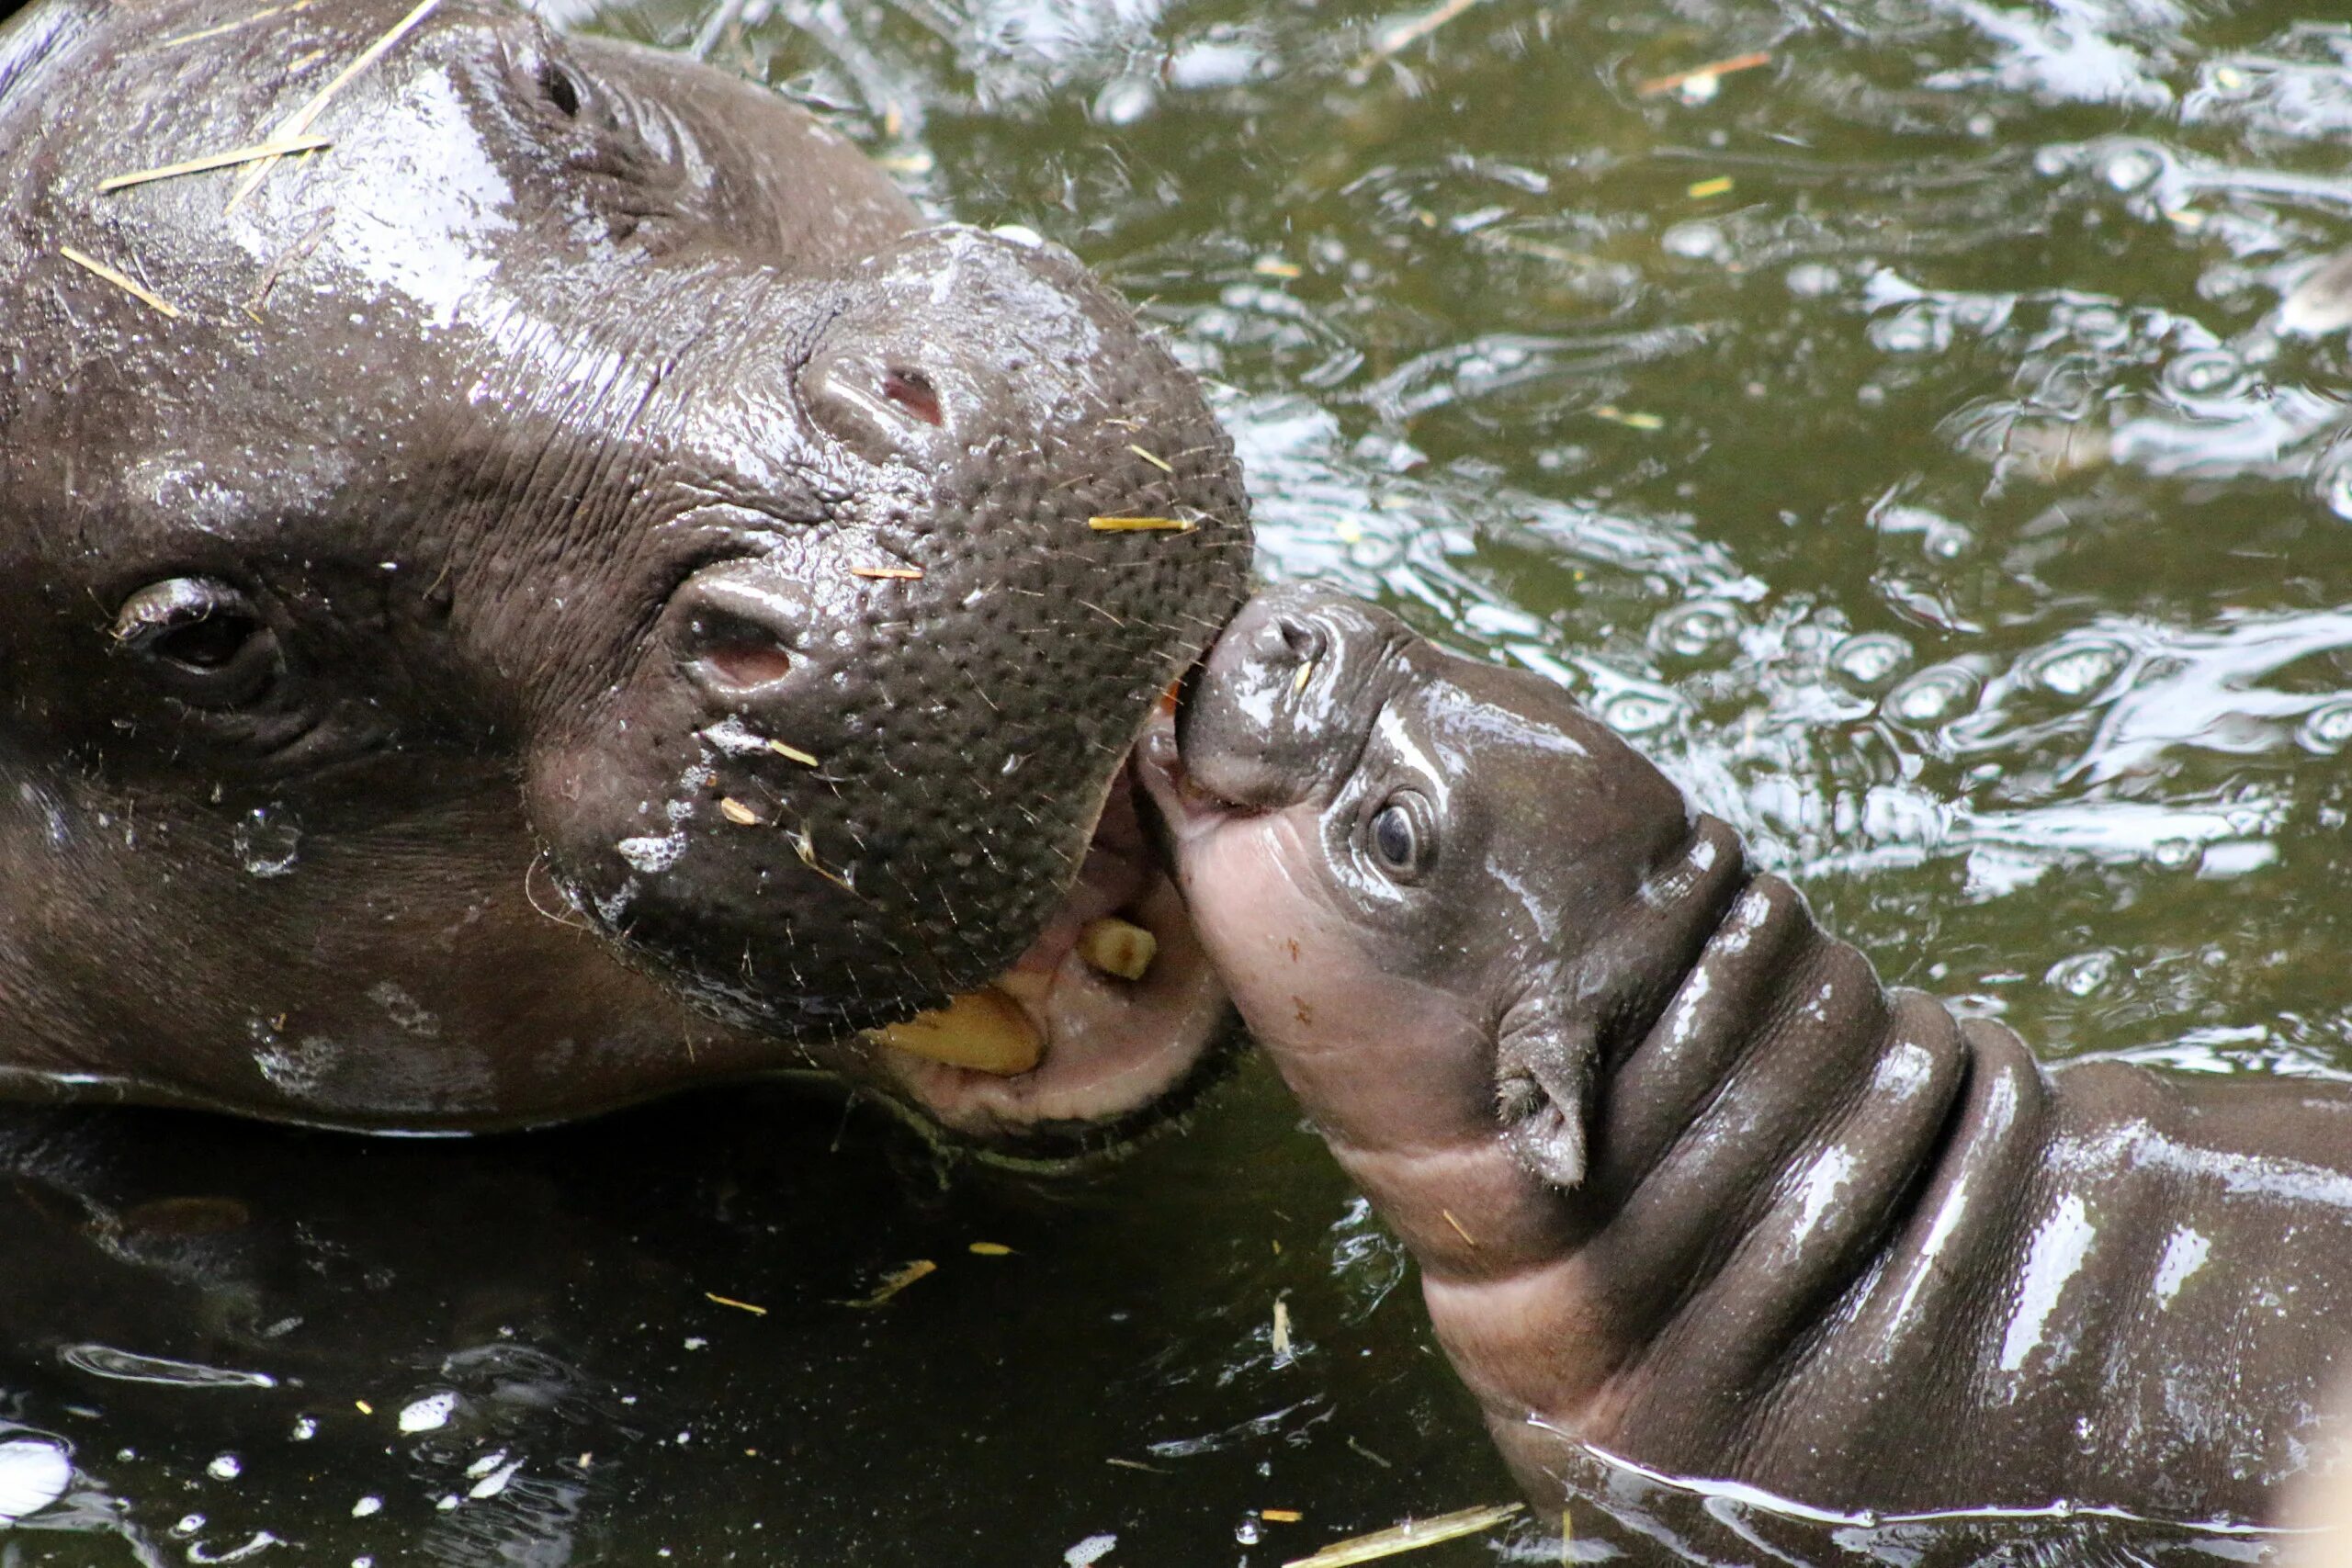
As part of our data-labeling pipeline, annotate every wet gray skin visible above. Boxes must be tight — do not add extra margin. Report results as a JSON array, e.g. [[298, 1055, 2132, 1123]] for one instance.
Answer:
[[0, 0, 1250, 1150], [1145, 582, 2352, 1524]]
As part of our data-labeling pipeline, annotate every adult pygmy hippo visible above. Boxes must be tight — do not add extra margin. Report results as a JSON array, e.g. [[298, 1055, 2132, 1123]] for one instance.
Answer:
[[1143, 583, 2352, 1524], [0, 0, 1250, 1153]]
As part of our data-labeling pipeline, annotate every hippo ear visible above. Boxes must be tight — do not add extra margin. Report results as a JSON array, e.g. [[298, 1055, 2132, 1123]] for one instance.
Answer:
[[1493, 1008, 1598, 1190]]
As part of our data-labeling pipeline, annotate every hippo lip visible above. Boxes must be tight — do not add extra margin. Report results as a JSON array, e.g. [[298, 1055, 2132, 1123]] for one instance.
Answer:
[[863, 738, 1241, 1158]]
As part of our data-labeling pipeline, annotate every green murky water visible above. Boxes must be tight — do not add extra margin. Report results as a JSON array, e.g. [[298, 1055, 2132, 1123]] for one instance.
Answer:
[[9, 0, 2352, 1561]]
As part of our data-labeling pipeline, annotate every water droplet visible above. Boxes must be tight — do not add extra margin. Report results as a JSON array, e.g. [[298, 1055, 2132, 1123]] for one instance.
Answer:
[[2300, 700, 2352, 755], [352, 1496, 381, 1518], [1650, 600, 1740, 660], [2046, 951, 2115, 998], [232, 805, 300, 878], [1885, 664, 1980, 726], [1235, 1516, 1262, 1545], [207, 1453, 241, 1481], [2023, 638, 2129, 700], [1830, 631, 1913, 691]]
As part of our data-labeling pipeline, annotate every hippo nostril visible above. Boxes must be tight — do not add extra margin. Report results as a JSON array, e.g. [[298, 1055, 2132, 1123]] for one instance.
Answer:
[[880, 368, 944, 427], [681, 604, 797, 694]]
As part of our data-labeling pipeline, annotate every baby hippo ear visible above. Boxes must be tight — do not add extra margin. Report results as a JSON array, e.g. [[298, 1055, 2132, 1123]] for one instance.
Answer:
[[1493, 1005, 1598, 1190]]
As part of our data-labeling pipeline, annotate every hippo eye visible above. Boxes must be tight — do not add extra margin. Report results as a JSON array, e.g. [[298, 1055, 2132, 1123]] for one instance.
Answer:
[[111, 579, 280, 706], [1367, 792, 1434, 881]]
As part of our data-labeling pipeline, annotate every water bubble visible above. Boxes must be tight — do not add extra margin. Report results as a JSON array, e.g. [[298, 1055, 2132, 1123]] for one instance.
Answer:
[[2101, 144, 2163, 192], [1235, 1516, 1262, 1544], [289, 1417, 317, 1442], [1785, 262, 1840, 299], [1650, 600, 1740, 660], [2045, 951, 2115, 998], [2163, 349, 2244, 398], [1603, 693, 1679, 734], [2023, 638, 2129, 700], [0, 1439, 71, 1524], [352, 1496, 382, 1518], [1870, 304, 1947, 355], [232, 805, 300, 878], [2299, 700, 2352, 754], [2317, 459, 2352, 522], [1830, 632, 1913, 691], [1661, 221, 1728, 263], [207, 1453, 242, 1481], [398, 1391, 458, 1434], [2153, 838, 2202, 870], [1885, 664, 1980, 726], [175, 1515, 206, 1538]]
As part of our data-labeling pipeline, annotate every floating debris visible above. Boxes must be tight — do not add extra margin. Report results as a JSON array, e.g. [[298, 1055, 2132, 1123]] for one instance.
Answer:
[[704, 1292, 768, 1316], [226, 0, 445, 213], [765, 739, 820, 767], [1089, 515, 1195, 533], [1591, 405, 1665, 431], [1686, 175, 1735, 199], [1104, 1457, 1164, 1473], [718, 797, 762, 827], [1370, 0, 1485, 60], [58, 245, 184, 319], [1637, 51, 1771, 101], [1283, 1503, 1524, 1566], [1347, 1438, 1394, 1470], [1292, 660, 1316, 695], [98, 135, 332, 192], [1253, 255, 1304, 279], [843, 1259, 936, 1309], [848, 565, 924, 581], [967, 1241, 1013, 1257], [1264, 1508, 1305, 1524], [1272, 1298, 1294, 1360], [354, 1399, 373, 1415], [1126, 444, 1174, 474]]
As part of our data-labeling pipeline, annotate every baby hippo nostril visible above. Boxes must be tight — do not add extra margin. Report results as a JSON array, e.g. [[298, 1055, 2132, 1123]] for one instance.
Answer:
[[1250, 614, 1324, 672], [694, 627, 794, 689]]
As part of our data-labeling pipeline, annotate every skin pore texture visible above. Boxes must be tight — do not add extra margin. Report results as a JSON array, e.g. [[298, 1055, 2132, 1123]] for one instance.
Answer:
[[1144, 582, 2352, 1525], [0, 0, 1251, 1155]]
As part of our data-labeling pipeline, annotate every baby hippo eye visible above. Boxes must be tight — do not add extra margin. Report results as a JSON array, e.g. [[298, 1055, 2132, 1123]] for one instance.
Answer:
[[1367, 791, 1435, 881], [112, 579, 280, 706]]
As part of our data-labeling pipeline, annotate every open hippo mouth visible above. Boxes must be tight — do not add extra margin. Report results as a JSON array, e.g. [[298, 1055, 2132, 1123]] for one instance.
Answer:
[[862, 736, 1240, 1157]]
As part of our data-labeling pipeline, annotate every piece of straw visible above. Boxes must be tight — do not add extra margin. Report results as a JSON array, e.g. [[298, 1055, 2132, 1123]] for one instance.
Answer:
[[1089, 515, 1195, 533], [225, 0, 444, 213], [59, 245, 184, 318], [1283, 1503, 1524, 1566], [99, 135, 333, 193]]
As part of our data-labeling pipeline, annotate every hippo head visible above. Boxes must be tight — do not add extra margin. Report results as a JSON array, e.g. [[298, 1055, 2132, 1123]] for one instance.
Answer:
[[0, 0, 1247, 1152], [1141, 585, 1708, 1190]]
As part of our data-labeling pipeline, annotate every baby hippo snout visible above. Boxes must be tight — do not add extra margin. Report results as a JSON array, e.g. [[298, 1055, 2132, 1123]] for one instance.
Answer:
[[1172, 584, 1397, 812]]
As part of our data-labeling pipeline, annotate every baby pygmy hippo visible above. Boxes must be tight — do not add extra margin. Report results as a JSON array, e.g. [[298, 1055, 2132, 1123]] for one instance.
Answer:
[[1139, 583, 2352, 1526]]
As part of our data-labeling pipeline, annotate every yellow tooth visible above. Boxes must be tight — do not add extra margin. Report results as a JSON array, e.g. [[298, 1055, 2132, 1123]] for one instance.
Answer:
[[870, 987, 1042, 1076], [1077, 917, 1158, 982]]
